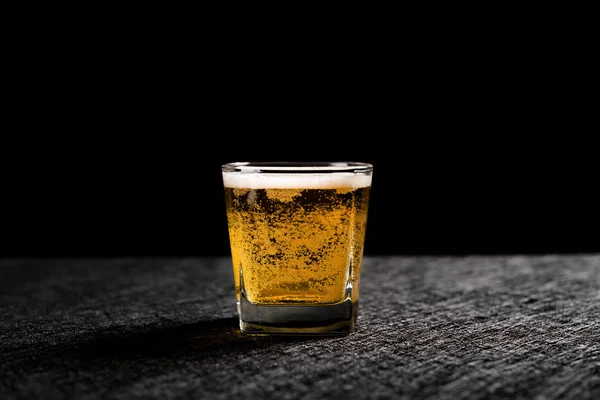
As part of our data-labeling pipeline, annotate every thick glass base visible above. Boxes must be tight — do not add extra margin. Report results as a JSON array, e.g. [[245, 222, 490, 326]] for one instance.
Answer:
[[237, 295, 358, 336]]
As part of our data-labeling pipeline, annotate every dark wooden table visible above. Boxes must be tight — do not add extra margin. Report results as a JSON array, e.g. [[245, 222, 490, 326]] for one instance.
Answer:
[[1, 254, 599, 399]]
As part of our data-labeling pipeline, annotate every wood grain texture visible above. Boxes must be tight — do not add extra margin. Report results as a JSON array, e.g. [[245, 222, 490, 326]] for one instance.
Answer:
[[1, 255, 599, 399]]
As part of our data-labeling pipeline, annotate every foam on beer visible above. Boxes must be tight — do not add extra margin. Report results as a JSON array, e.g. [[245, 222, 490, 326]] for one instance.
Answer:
[[222, 172, 372, 189]]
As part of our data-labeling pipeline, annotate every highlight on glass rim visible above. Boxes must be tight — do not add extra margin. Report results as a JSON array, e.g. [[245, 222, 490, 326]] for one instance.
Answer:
[[222, 161, 373, 335]]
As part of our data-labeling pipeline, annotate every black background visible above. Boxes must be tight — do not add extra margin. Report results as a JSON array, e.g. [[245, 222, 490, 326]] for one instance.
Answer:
[[2, 17, 597, 258], [3, 135, 597, 258]]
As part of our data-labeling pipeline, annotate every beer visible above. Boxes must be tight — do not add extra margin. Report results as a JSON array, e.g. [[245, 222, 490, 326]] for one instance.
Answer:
[[222, 162, 372, 335]]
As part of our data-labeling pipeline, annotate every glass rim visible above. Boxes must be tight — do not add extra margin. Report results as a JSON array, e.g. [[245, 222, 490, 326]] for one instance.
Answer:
[[221, 161, 373, 174]]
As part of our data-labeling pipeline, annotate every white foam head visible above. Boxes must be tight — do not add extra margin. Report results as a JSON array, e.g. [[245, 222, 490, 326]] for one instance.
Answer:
[[223, 171, 372, 189]]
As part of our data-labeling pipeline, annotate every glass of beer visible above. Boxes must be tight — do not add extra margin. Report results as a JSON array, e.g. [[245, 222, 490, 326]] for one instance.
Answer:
[[222, 161, 373, 335]]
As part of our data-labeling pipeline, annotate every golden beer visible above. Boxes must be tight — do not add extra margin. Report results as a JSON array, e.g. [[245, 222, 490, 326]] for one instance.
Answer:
[[222, 162, 373, 335]]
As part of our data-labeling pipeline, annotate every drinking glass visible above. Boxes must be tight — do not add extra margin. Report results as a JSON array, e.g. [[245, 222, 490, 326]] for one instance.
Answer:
[[222, 162, 373, 335]]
